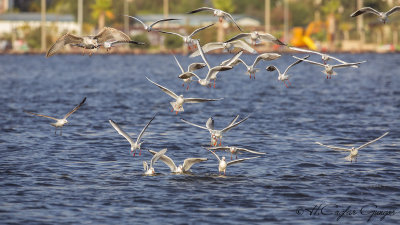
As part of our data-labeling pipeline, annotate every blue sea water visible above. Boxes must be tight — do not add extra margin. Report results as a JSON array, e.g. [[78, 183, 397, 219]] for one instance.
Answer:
[[0, 53, 399, 224]]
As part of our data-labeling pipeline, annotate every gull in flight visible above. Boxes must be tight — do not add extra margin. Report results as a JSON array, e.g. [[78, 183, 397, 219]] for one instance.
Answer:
[[143, 148, 167, 175], [46, 27, 130, 57], [126, 16, 180, 32], [207, 146, 266, 160], [97, 40, 144, 52], [266, 55, 310, 88], [207, 149, 260, 175], [225, 31, 286, 46], [179, 40, 233, 88], [24, 97, 86, 135], [288, 46, 358, 68], [292, 56, 366, 79], [148, 150, 207, 174], [187, 7, 243, 31], [232, 53, 281, 79], [316, 132, 389, 162], [159, 24, 214, 50], [146, 77, 223, 114], [181, 115, 249, 146], [189, 40, 257, 57], [109, 114, 156, 157], [173, 55, 206, 90], [350, 6, 400, 24]]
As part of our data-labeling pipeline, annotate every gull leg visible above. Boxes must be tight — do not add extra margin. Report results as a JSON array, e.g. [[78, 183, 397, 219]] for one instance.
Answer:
[[284, 81, 288, 88], [139, 148, 141, 156], [186, 84, 189, 90], [60, 127, 63, 136], [254, 73, 256, 80], [231, 154, 233, 160], [171, 108, 174, 112], [236, 154, 238, 159], [55, 127, 57, 135], [182, 83, 185, 87], [213, 80, 216, 88], [176, 111, 178, 115], [287, 80, 291, 87]]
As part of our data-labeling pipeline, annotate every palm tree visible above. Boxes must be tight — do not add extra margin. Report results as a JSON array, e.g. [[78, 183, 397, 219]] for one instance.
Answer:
[[91, 0, 114, 30]]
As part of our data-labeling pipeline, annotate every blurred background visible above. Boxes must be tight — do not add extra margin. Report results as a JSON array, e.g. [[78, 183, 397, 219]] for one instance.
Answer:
[[0, 0, 399, 54]]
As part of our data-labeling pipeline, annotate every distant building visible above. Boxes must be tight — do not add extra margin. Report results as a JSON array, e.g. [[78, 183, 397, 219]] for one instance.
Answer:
[[132, 14, 260, 28], [0, 13, 78, 34]]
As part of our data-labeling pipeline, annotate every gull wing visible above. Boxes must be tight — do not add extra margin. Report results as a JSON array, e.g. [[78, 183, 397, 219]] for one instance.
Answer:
[[184, 98, 223, 104], [207, 149, 221, 162], [222, 11, 243, 32], [182, 158, 208, 171], [220, 51, 243, 67], [180, 118, 209, 130], [237, 147, 266, 155], [63, 97, 86, 119], [315, 142, 351, 151], [225, 33, 251, 43], [109, 119, 135, 146], [357, 132, 389, 150], [188, 63, 207, 72], [351, 7, 381, 17], [289, 55, 321, 73], [108, 40, 145, 46], [289, 46, 320, 55], [231, 40, 257, 54], [24, 111, 58, 121], [196, 40, 211, 69], [187, 7, 215, 14], [126, 16, 148, 29], [149, 18, 181, 29], [265, 65, 281, 74], [207, 146, 230, 151], [331, 61, 366, 69], [386, 6, 400, 16], [157, 30, 185, 39], [148, 150, 177, 172], [179, 72, 200, 80], [260, 33, 286, 45], [173, 55, 185, 73], [94, 27, 131, 43], [252, 53, 281, 68], [227, 156, 260, 166], [146, 77, 178, 100], [189, 42, 224, 57], [206, 117, 214, 130], [228, 115, 239, 127], [189, 23, 214, 38], [150, 148, 167, 168], [205, 66, 232, 81], [136, 113, 156, 144], [46, 33, 83, 57], [143, 161, 148, 171], [221, 115, 249, 133]]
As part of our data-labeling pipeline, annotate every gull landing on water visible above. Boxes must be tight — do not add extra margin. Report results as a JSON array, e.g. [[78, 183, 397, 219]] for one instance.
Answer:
[[187, 7, 243, 32], [24, 97, 86, 135], [207, 146, 266, 160], [350, 6, 400, 24], [266, 55, 310, 88], [207, 149, 260, 176], [109, 114, 156, 157], [158, 24, 214, 50], [292, 56, 366, 79], [125, 16, 180, 32], [316, 132, 389, 162], [173, 55, 206, 90], [143, 148, 167, 175], [148, 150, 207, 174], [146, 77, 223, 114], [232, 53, 281, 79]]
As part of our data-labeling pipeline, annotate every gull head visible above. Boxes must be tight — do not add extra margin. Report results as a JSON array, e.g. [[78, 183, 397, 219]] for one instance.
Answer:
[[177, 165, 183, 173], [104, 41, 112, 49], [321, 54, 329, 61], [229, 147, 237, 154], [350, 147, 358, 156], [198, 79, 208, 86], [221, 156, 226, 161]]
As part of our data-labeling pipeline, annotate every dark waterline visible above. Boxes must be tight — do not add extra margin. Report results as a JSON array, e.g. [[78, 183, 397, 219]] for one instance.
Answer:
[[0, 54, 399, 224]]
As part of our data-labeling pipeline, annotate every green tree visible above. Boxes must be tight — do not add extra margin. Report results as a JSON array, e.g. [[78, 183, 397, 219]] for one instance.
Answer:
[[91, 0, 114, 30], [212, 0, 235, 13]]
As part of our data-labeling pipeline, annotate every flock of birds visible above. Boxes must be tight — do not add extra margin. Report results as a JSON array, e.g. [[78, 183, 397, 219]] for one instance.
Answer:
[[25, 5, 394, 175]]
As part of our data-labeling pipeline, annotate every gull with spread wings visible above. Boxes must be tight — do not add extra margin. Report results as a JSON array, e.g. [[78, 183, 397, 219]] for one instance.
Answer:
[[316, 132, 389, 162], [187, 7, 243, 31], [146, 77, 223, 114], [266, 55, 310, 88], [158, 24, 214, 50], [148, 150, 207, 174], [126, 16, 180, 32], [231, 53, 281, 79], [109, 114, 156, 157], [207, 149, 260, 176], [189, 40, 257, 57], [207, 146, 266, 160], [143, 149, 167, 175], [289, 46, 358, 67], [292, 56, 366, 79], [225, 31, 286, 46], [173, 55, 206, 90], [24, 97, 86, 135], [350, 6, 400, 24], [46, 27, 130, 57]]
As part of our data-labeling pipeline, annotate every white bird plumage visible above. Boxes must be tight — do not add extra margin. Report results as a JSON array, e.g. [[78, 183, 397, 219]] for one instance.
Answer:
[[350, 6, 400, 24], [207, 146, 266, 160], [207, 149, 260, 175], [266, 55, 310, 87], [187, 7, 243, 31], [143, 148, 167, 175], [148, 150, 207, 173]]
